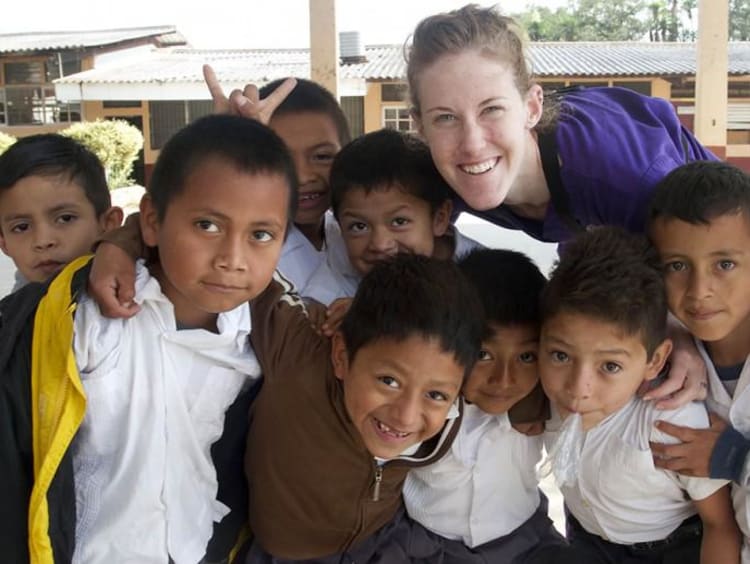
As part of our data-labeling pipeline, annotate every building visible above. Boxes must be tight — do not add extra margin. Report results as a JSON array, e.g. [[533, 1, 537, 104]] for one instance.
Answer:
[[2, 27, 749, 179]]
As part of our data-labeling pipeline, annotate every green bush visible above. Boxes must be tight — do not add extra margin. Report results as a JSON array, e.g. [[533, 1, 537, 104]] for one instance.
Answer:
[[62, 119, 143, 189], [0, 131, 16, 155]]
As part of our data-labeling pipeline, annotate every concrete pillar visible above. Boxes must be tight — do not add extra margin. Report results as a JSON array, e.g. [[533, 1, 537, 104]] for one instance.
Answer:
[[309, 0, 339, 98], [694, 0, 729, 158]]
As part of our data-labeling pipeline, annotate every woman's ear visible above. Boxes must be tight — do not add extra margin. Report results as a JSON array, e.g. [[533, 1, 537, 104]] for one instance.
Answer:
[[139, 194, 160, 247], [525, 84, 544, 129]]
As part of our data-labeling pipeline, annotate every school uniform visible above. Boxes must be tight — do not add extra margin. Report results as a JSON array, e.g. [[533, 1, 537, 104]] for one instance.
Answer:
[[0, 257, 256, 564], [72, 261, 260, 563], [277, 211, 342, 296], [544, 397, 728, 562], [403, 403, 564, 562], [304, 225, 483, 306], [696, 340, 750, 563]]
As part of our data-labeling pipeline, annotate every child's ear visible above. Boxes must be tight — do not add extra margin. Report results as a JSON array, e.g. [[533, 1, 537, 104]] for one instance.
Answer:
[[99, 206, 124, 232], [139, 194, 160, 247], [331, 331, 350, 381], [432, 199, 453, 237], [644, 338, 673, 381]]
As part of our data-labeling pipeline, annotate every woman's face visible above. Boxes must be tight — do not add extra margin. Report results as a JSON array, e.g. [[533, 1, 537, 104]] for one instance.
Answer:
[[414, 49, 542, 211]]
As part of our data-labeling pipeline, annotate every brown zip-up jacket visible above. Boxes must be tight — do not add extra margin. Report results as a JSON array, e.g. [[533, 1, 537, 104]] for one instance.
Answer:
[[246, 273, 462, 560]]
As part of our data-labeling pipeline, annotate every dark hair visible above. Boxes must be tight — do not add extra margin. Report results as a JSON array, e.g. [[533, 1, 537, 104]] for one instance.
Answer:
[[260, 78, 351, 146], [148, 114, 298, 225], [458, 248, 546, 338], [340, 253, 483, 377], [330, 128, 451, 219], [0, 133, 111, 215], [541, 227, 667, 357], [648, 160, 750, 227]]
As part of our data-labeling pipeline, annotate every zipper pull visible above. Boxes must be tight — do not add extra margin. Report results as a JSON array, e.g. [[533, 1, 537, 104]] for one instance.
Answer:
[[372, 466, 383, 501]]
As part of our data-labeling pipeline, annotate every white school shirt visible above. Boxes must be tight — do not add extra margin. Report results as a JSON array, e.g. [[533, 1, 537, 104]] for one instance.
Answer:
[[403, 404, 542, 548], [277, 211, 341, 295], [543, 397, 727, 545], [696, 339, 750, 562], [305, 225, 484, 306], [71, 262, 261, 564]]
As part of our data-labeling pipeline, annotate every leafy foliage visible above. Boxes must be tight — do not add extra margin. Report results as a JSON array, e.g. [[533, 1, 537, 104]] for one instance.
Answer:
[[515, 0, 746, 42], [61, 119, 143, 189]]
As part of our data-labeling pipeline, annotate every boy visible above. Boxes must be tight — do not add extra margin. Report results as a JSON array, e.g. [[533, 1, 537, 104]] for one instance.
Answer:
[[242, 253, 484, 562], [0, 134, 123, 292], [0, 114, 297, 563], [648, 161, 750, 562], [539, 226, 740, 563], [403, 248, 565, 562], [304, 128, 481, 308]]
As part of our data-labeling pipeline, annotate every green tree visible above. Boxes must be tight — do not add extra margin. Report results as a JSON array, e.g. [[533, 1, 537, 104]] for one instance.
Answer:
[[61, 119, 143, 189], [730, 0, 750, 40]]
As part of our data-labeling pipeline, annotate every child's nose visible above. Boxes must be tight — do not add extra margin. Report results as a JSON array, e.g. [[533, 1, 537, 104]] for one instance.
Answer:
[[687, 269, 713, 300], [389, 394, 420, 429], [33, 225, 58, 251], [488, 363, 514, 387], [565, 367, 592, 400], [368, 227, 396, 253], [214, 236, 248, 271]]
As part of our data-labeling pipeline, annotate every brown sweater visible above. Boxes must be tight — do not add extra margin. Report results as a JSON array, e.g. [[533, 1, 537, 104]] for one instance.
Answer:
[[246, 274, 461, 559]]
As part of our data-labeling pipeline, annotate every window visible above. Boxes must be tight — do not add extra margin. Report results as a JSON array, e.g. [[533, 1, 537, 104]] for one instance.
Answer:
[[383, 106, 415, 133], [149, 100, 213, 149], [103, 100, 142, 109], [0, 58, 81, 126], [340, 96, 364, 138]]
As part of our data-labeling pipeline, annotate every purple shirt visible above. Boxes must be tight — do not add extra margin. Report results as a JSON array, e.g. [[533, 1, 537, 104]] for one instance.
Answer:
[[462, 87, 717, 243]]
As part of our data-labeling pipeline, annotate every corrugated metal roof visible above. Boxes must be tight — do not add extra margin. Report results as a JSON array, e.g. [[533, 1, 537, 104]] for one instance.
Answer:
[[0, 26, 183, 54], [53, 42, 750, 86]]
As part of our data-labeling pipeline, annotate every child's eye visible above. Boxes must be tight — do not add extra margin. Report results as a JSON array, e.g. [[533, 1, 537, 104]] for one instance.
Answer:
[[478, 349, 493, 361], [718, 259, 736, 271], [664, 261, 687, 273], [550, 350, 569, 363], [346, 221, 369, 234], [391, 217, 411, 228], [602, 362, 622, 374], [10, 222, 30, 234], [252, 230, 274, 242], [56, 213, 77, 224], [426, 390, 449, 402], [378, 375, 399, 388], [519, 351, 537, 364], [195, 220, 219, 233]]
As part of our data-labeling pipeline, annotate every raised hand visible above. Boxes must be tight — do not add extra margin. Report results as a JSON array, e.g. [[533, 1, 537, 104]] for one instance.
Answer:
[[202, 64, 297, 125]]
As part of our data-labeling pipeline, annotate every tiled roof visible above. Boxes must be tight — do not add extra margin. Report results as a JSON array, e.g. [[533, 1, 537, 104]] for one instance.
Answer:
[[53, 42, 750, 86], [0, 26, 184, 54]]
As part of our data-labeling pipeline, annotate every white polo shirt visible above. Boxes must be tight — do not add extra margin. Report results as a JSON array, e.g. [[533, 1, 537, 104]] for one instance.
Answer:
[[404, 403, 543, 548], [544, 397, 727, 545], [71, 262, 261, 564], [277, 211, 341, 296]]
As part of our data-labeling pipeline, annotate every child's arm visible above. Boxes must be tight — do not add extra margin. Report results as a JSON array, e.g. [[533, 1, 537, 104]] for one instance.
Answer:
[[693, 485, 741, 564], [88, 213, 143, 319], [651, 414, 750, 485]]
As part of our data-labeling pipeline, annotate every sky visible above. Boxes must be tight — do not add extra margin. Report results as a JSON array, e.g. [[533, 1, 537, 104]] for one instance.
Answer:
[[2, 0, 568, 49]]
